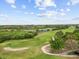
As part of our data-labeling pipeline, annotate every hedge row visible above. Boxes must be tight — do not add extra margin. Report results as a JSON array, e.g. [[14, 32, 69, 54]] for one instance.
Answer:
[[0, 31, 37, 43]]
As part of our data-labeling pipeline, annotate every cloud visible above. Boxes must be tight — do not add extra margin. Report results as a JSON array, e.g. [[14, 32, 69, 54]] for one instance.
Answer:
[[5, 0, 16, 8], [36, 13, 45, 17], [60, 8, 70, 12], [0, 14, 8, 17], [60, 12, 66, 16], [67, 2, 71, 6], [22, 5, 26, 9], [37, 11, 57, 17], [38, 7, 46, 10], [69, 0, 79, 5], [11, 5, 16, 8], [30, 12, 35, 15], [72, 17, 79, 20], [24, 12, 35, 15], [46, 11, 57, 17], [5, 0, 16, 4], [36, 10, 68, 18], [60, 9, 64, 12], [66, 8, 70, 11], [35, 0, 56, 8]]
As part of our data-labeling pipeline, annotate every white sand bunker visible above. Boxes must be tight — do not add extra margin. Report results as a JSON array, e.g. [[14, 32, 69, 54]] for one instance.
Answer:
[[3, 47, 30, 51]]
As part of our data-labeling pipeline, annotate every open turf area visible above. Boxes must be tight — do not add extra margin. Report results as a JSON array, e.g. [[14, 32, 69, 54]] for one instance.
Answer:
[[0, 26, 78, 59]]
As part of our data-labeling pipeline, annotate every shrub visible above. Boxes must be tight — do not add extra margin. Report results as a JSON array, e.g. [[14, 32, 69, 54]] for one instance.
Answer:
[[50, 37, 64, 50], [55, 31, 64, 38], [50, 31, 64, 50], [0, 31, 37, 43]]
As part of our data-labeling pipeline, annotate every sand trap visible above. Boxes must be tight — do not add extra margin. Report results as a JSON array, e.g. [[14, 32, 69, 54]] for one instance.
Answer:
[[3, 47, 29, 51]]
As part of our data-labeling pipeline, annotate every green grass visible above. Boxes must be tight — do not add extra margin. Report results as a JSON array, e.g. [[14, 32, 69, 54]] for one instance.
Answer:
[[62, 26, 75, 34], [0, 26, 77, 59], [0, 31, 55, 48]]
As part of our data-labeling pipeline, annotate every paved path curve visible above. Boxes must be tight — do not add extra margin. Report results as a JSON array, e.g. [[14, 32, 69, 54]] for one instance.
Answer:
[[41, 44, 79, 57]]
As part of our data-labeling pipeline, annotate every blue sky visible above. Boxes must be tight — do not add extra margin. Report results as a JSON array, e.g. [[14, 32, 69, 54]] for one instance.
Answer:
[[0, 0, 79, 25]]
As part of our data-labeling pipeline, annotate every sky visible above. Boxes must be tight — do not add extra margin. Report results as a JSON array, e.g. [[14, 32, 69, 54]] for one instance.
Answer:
[[0, 0, 79, 25]]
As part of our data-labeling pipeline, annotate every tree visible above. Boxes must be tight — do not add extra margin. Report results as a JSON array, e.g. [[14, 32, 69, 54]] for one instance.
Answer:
[[55, 31, 64, 38], [50, 37, 64, 50], [50, 31, 64, 50]]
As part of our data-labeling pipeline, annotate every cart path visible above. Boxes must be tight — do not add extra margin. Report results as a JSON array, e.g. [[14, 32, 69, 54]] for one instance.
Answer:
[[41, 44, 79, 57]]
